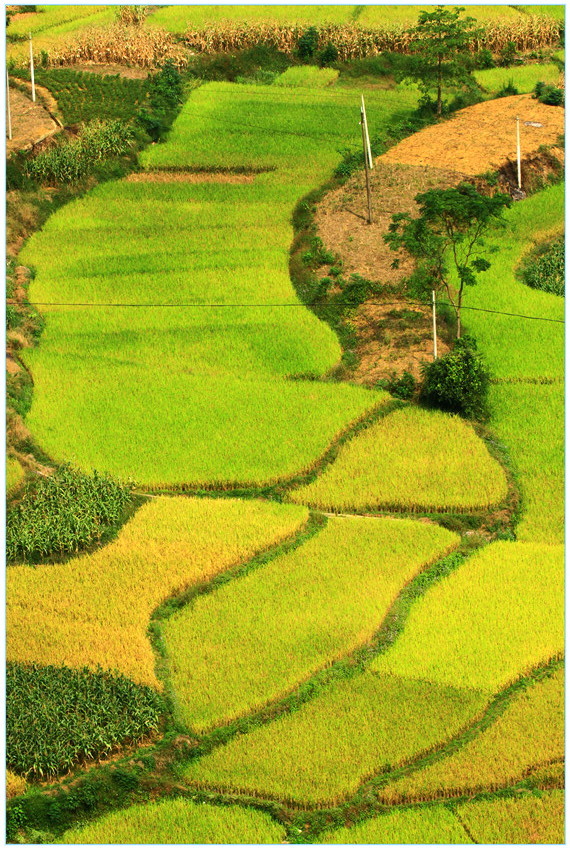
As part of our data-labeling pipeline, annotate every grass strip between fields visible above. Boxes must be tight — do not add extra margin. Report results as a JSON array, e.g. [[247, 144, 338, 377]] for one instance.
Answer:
[[163, 516, 459, 732]]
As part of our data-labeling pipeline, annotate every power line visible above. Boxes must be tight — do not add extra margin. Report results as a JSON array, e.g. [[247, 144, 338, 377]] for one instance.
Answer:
[[6, 298, 564, 323]]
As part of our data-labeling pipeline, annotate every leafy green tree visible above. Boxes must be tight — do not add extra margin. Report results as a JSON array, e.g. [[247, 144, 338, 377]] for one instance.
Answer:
[[401, 5, 484, 115], [385, 182, 511, 338]]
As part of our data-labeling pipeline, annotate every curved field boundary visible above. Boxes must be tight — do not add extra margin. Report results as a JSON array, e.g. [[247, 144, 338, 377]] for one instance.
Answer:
[[154, 542, 467, 762], [144, 396, 399, 496]]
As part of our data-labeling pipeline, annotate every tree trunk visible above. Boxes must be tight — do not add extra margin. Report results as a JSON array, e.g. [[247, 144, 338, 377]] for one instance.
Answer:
[[456, 308, 461, 339]]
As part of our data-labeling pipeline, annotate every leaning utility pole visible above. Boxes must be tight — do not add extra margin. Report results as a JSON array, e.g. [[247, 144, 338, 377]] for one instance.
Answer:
[[516, 115, 522, 190], [360, 95, 373, 224], [29, 32, 36, 102]]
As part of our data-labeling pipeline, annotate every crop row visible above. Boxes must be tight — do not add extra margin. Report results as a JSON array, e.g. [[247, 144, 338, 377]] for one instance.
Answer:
[[164, 515, 458, 732], [7, 465, 131, 563], [289, 406, 508, 513], [7, 662, 163, 779], [7, 497, 308, 687], [183, 17, 561, 60]]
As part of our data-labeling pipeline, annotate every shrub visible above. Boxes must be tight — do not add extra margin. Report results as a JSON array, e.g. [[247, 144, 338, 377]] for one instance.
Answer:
[[25, 120, 133, 184], [474, 47, 495, 69], [519, 235, 564, 295], [497, 79, 519, 97], [318, 41, 339, 67], [420, 335, 491, 421], [534, 80, 564, 105], [6, 465, 132, 563], [385, 370, 418, 400], [297, 26, 319, 58], [498, 40, 517, 67]]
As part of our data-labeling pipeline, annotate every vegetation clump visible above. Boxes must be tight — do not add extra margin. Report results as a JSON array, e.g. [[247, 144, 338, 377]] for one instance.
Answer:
[[7, 662, 164, 779], [7, 465, 132, 563], [533, 79, 564, 105], [420, 335, 492, 422], [519, 235, 564, 296]]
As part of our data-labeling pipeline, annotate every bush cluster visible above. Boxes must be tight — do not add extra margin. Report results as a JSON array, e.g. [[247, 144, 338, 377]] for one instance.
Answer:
[[533, 80, 564, 105], [7, 465, 132, 562], [420, 336, 491, 421], [25, 119, 133, 184], [7, 662, 163, 778], [519, 235, 564, 296]]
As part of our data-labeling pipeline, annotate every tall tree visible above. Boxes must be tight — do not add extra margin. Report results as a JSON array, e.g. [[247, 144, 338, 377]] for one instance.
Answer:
[[385, 183, 511, 339], [401, 5, 484, 115]]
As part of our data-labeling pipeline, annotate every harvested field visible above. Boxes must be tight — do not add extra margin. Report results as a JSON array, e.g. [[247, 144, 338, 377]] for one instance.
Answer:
[[380, 95, 564, 174]]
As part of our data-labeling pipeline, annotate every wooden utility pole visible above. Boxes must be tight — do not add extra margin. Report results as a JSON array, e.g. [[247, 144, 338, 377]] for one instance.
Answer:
[[6, 68, 12, 140], [432, 290, 438, 358], [29, 32, 36, 102], [360, 95, 373, 224], [516, 115, 521, 190]]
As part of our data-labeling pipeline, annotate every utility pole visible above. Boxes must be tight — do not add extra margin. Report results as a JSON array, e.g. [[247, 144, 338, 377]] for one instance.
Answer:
[[29, 32, 36, 102], [516, 115, 521, 190], [6, 68, 12, 140], [360, 95, 373, 225], [432, 290, 438, 359]]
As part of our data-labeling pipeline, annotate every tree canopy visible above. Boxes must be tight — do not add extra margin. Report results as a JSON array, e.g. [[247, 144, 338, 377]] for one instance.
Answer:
[[385, 182, 512, 338]]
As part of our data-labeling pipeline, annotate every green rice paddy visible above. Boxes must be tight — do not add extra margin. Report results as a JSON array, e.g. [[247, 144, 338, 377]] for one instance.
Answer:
[[164, 516, 457, 731], [21, 81, 422, 485], [289, 406, 508, 513], [475, 63, 560, 94], [370, 541, 564, 692], [320, 804, 471, 844]]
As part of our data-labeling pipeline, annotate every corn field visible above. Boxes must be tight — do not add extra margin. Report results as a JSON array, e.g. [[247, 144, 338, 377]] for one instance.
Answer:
[[6, 465, 132, 563], [184, 17, 561, 60], [7, 662, 164, 779], [47, 23, 189, 69]]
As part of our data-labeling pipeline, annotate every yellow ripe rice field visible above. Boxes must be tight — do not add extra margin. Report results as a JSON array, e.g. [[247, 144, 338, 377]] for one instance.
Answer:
[[456, 790, 565, 845], [61, 798, 285, 844], [379, 666, 564, 803], [370, 541, 564, 692], [289, 407, 508, 513], [163, 516, 458, 731], [320, 804, 471, 844], [7, 497, 308, 687], [183, 671, 487, 804]]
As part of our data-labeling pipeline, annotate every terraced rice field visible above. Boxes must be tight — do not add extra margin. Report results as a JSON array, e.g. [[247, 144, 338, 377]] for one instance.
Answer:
[[289, 406, 508, 513], [184, 670, 487, 804], [8, 47, 564, 845], [379, 665, 564, 802], [20, 81, 421, 486], [475, 63, 561, 95], [164, 516, 458, 731], [61, 799, 286, 844], [7, 497, 308, 687]]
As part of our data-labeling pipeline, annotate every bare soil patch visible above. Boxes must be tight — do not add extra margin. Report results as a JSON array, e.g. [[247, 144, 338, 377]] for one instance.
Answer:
[[352, 298, 451, 385], [316, 161, 465, 283], [127, 171, 255, 184], [6, 84, 59, 153], [381, 95, 564, 175]]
